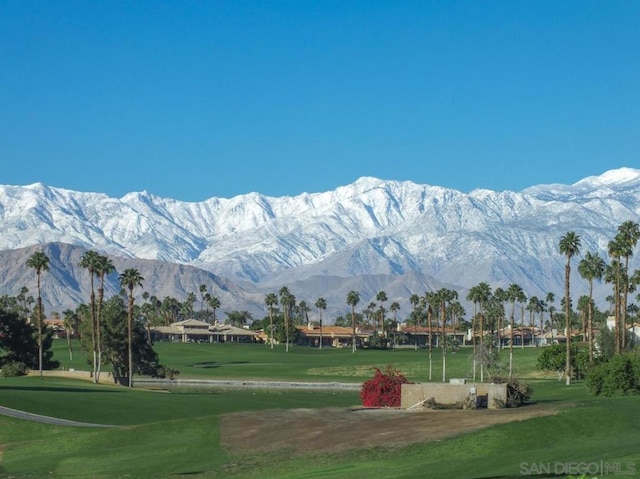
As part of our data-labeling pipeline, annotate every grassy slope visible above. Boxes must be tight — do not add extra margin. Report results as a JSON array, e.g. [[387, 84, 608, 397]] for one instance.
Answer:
[[2, 342, 637, 478]]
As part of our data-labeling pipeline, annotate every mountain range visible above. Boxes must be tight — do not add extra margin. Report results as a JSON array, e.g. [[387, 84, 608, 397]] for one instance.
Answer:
[[1, 167, 639, 320]]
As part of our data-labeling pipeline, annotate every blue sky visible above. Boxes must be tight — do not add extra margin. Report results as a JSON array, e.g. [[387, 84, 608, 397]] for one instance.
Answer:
[[1, 1, 638, 201]]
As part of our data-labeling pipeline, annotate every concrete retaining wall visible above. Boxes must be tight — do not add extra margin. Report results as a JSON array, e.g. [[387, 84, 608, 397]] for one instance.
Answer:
[[401, 382, 508, 409]]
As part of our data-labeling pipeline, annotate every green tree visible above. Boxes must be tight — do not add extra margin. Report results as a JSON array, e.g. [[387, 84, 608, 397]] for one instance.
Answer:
[[346, 290, 360, 353], [119, 268, 144, 387], [26, 249, 50, 377], [0, 309, 59, 371], [559, 231, 581, 385], [99, 295, 164, 385]]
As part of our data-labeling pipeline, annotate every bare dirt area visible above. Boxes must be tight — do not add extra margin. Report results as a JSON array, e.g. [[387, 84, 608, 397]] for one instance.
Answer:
[[220, 403, 561, 455]]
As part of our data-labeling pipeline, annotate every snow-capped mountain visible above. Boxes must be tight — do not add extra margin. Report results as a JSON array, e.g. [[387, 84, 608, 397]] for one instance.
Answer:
[[1, 167, 639, 318]]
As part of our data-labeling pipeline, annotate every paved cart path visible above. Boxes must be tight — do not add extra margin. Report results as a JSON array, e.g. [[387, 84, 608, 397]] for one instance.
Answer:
[[0, 405, 118, 428]]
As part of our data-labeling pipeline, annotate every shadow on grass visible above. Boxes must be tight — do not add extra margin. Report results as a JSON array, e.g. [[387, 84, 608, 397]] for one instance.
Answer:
[[190, 362, 221, 368], [190, 360, 250, 368], [0, 385, 121, 393]]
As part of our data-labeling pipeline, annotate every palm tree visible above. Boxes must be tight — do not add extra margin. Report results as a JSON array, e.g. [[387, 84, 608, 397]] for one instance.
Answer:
[[279, 287, 295, 352], [265, 293, 278, 349], [389, 301, 400, 348], [26, 250, 50, 377], [493, 287, 506, 351], [315, 297, 327, 349], [376, 291, 388, 337], [608, 237, 624, 353], [94, 254, 114, 382], [119, 268, 144, 387], [559, 231, 581, 385], [578, 251, 606, 361], [546, 292, 556, 342], [506, 283, 523, 379], [423, 291, 438, 381], [346, 291, 360, 353], [436, 288, 457, 382], [409, 293, 420, 350], [617, 221, 640, 349], [467, 282, 491, 382], [79, 250, 100, 381], [199, 284, 208, 312], [208, 295, 221, 324], [62, 308, 77, 361]]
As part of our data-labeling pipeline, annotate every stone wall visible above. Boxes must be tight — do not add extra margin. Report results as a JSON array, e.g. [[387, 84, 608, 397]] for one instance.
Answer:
[[401, 382, 508, 409]]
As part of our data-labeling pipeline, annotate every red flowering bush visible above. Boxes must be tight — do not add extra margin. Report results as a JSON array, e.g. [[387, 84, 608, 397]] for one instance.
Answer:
[[360, 365, 410, 407]]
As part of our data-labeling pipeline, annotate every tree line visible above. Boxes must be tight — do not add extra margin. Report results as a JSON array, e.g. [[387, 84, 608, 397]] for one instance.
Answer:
[[2, 220, 639, 386]]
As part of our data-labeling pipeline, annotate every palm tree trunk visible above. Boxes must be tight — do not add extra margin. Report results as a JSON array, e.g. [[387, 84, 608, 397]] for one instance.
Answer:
[[128, 293, 134, 388], [565, 262, 572, 386]]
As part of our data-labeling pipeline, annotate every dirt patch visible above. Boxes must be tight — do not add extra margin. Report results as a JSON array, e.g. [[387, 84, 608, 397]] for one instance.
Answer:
[[220, 403, 561, 454]]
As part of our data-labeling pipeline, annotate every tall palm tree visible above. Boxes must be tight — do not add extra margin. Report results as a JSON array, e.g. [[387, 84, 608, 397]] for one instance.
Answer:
[[208, 295, 221, 324], [94, 254, 114, 382], [79, 250, 100, 381], [119, 268, 144, 388], [423, 291, 438, 381], [546, 292, 556, 342], [26, 250, 50, 377], [199, 284, 208, 312], [389, 301, 400, 348], [466, 286, 480, 382], [264, 293, 278, 349], [437, 288, 457, 382], [375, 291, 387, 337], [608, 237, 624, 353], [346, 291, 360, 353], [559, 231, 581, 385], [62, 308, 77, 361], [468, 282, 491, 382], [578, 251, 606, 361], [409, 293, 420, 350], [279, 287, 295, 352], [617, 221, 640, 350], [315, 297, 327, 349], [506, 283, 523, 379], [493, 287, 506, 351]]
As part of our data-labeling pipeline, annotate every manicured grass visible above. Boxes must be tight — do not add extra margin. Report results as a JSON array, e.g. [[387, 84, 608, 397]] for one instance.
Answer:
[[52, 339, 553, 383], [3, 342, 633, 478]]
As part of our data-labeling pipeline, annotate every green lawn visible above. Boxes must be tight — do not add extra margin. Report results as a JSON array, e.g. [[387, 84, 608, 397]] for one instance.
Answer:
[[52, 339, 555, 383], [1, 341, 637, 478]]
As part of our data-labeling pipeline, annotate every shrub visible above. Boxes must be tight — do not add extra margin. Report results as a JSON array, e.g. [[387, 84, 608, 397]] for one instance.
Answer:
[[0, 361, 28, 377], [492, 376, 533, 407], [360, 365, 410, 407], [586, 352, 640, 396], [537, 343, 590, 380]]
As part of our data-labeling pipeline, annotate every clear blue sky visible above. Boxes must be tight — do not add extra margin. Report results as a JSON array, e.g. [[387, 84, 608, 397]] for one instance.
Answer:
[[1, 1, 638, 201]]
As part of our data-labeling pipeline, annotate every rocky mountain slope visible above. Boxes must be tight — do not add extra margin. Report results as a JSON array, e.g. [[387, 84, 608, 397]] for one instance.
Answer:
[[1, 168, 639, 319]]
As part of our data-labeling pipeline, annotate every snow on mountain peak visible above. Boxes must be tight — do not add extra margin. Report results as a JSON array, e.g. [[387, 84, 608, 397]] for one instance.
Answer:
[[1, 167, 639, 316]]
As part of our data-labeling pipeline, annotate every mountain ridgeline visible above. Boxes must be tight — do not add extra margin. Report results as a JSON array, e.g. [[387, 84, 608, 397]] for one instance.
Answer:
[[1, 168, 639, 319]]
